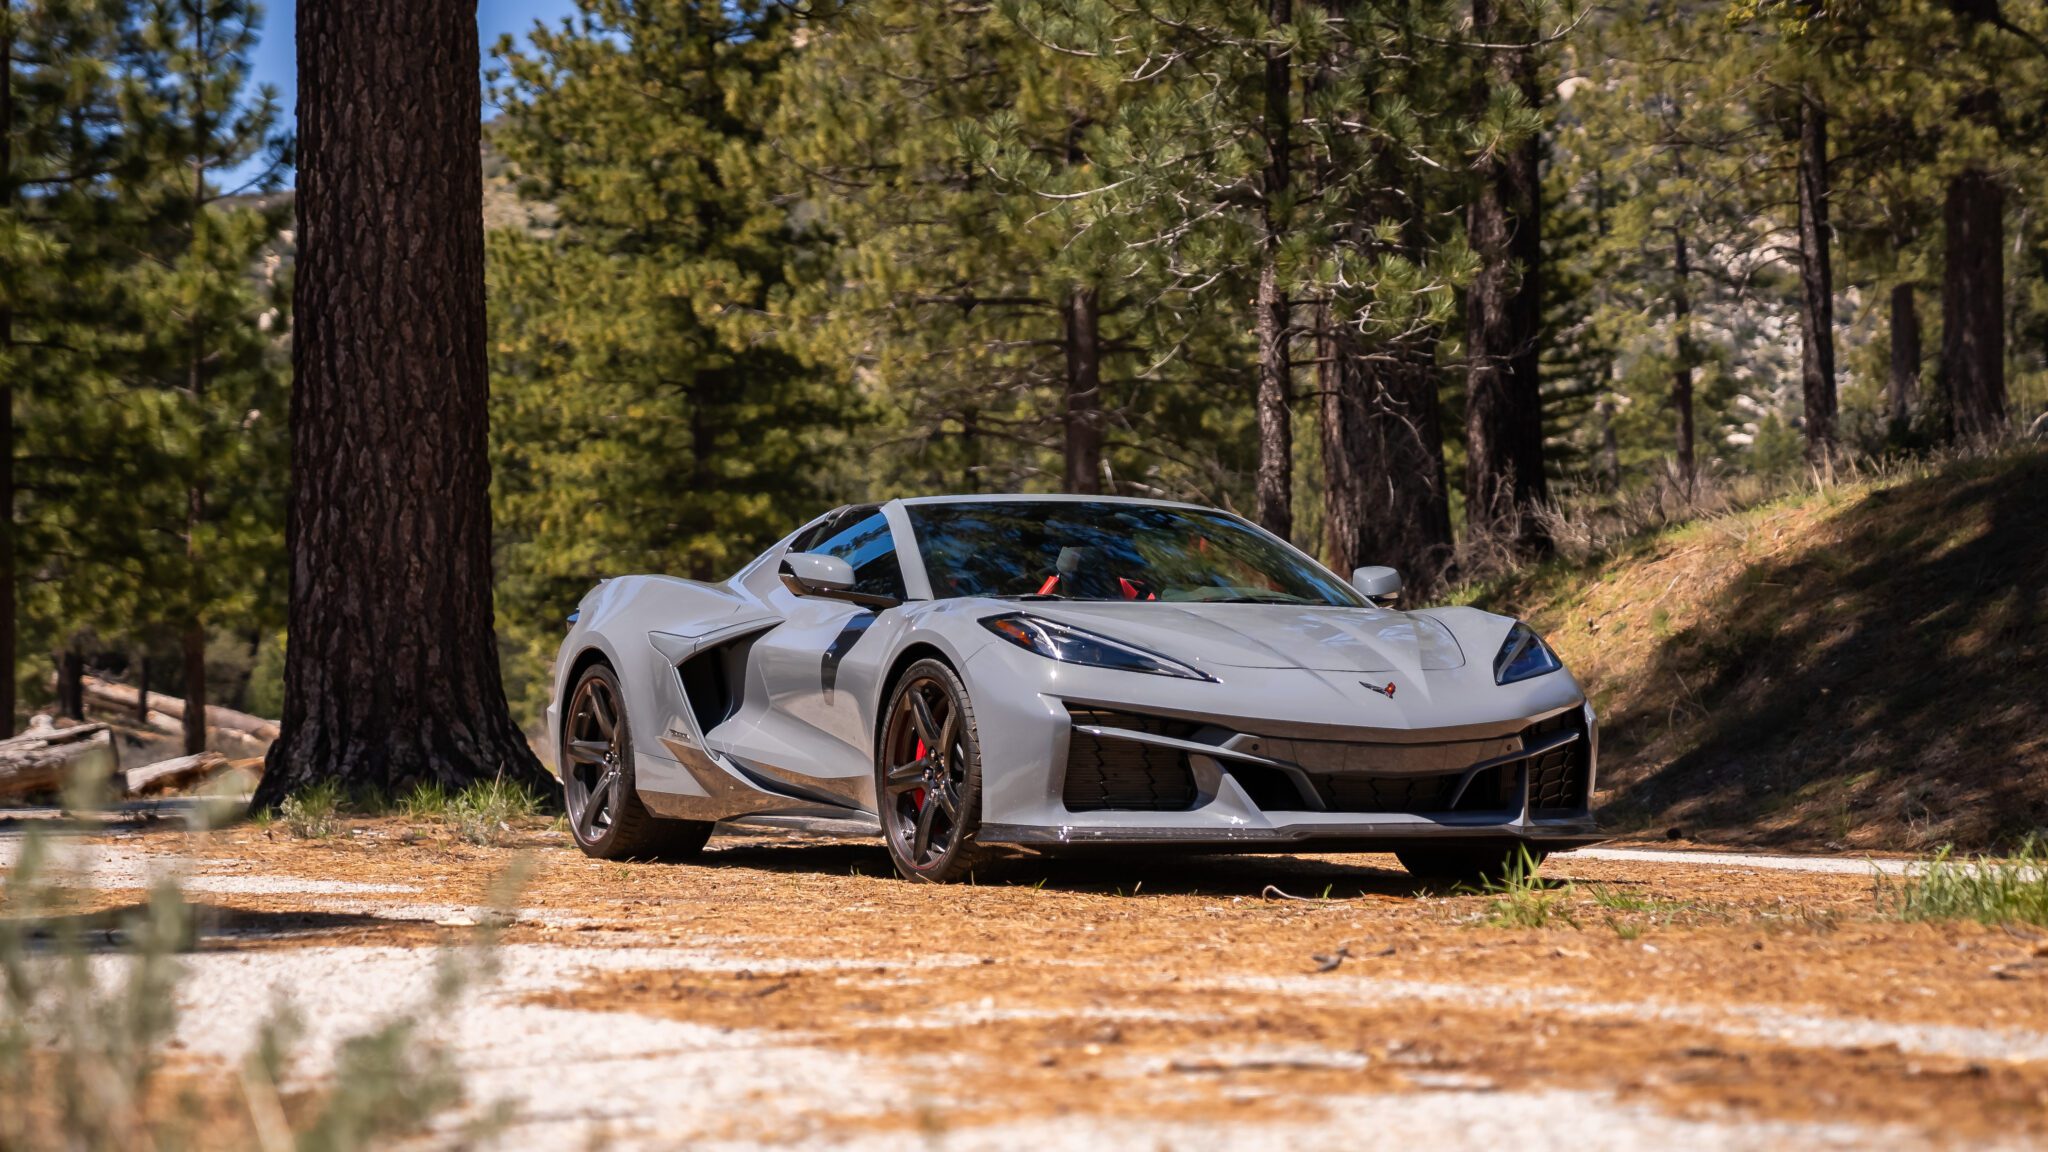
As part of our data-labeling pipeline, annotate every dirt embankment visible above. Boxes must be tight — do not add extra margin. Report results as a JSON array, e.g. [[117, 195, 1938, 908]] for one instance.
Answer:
[[1477, 449, 2048, 854]]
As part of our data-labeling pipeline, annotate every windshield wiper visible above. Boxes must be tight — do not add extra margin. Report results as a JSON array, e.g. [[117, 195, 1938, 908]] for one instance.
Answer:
[[994, 592, 1074, 601]]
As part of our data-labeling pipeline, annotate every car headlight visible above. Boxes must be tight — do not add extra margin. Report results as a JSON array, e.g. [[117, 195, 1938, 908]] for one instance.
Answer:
[[1494, 622, 1562, 684], [981, 613, 1214, 681]]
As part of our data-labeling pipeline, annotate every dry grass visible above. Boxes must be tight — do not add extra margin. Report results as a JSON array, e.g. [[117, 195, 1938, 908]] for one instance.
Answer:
[[1468, 444, 2048, 853]]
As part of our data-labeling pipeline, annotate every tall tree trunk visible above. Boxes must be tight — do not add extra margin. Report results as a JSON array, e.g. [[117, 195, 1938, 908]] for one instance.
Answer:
[[1, 0, 16, 737], [1794, 87, 1837, 460], [183, 139, 209, 757], [257, 0, 549, 805], [1598, 393, 1621, 487], [1941, 168, 2007, 443], [1463, 0, 1548, 550], [1253, 0, 1293, 539], [1061, 287, 1103, 495], [1888, 281, 1920, 433], [1320, 334, 1454, 594], [55, 650, 83, 719], [136, 655, 151, 726], [1672, 228, 1696, 491]]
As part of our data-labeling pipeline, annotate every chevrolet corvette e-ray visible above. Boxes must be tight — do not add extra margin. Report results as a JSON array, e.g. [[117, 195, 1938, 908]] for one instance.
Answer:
[[548, 496, 1600, 882]]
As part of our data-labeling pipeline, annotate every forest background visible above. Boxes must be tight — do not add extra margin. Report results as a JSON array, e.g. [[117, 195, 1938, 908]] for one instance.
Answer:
[[6, 0, 2044, 745]]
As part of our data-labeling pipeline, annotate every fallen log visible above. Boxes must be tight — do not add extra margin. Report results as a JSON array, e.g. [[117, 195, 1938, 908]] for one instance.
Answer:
[[124, 750, 230, 796], [81, 676, 280, 743], [0, 719, 117, 799]]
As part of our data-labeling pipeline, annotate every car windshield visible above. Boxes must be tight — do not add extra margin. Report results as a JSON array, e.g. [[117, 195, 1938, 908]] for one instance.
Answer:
[[905, 500, 1364, 606]]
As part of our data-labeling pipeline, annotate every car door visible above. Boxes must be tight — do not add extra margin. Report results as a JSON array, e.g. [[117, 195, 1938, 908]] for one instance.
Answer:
[[713, 506, 908, 803]]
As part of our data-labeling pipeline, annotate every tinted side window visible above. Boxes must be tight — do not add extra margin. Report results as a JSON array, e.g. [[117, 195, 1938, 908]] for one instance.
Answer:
[[809, 510, 905, 600], [790, 506, 865, 555]]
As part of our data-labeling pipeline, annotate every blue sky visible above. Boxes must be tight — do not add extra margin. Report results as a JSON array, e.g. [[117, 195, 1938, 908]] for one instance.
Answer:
[[236, 0, 578, 186]]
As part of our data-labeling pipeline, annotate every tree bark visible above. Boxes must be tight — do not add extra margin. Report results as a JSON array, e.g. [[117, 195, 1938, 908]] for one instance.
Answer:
[[1888, 281, 1920, 433], [1672, 228, 1696, 491], [0, 721, 114, 799], [180, 619, 208, 753], [1320, 333, 1454, 594], [1252, 0, 1294, 540], [1794, 86, 1837, 460], [1463, 0, 1548, 550], [125, 750, 229, 797], [1, 0, 16, 738], [56, 650, 84, 719], [1061, 287, 1103, 494], [1940, 168, 2006, 443], [81, 674, 278, 741], [257, 0, 550, 805]]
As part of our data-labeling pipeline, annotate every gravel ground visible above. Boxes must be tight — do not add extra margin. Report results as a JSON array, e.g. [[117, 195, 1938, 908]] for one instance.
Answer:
[[10, 819, 2048, 1150]]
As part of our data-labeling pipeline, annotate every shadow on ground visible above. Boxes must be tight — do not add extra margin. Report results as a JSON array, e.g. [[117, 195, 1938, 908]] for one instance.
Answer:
[[693, 835, 1466, 898], [1599, 451, 2048, 851], [3, 902, 405, 953]]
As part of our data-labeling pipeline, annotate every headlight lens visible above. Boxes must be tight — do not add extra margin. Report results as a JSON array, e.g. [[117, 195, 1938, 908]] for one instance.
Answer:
[[981, 613, 1214, 681], [1494, 622, 1562, 684]]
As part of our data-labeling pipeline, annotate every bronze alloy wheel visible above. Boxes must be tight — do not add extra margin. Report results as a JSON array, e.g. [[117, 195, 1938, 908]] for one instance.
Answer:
[[562, 662, 713, 860], [876, 659, 985, 882]]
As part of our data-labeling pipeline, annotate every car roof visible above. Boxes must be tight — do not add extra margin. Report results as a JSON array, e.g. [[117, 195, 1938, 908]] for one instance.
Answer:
[[890, 493, 1216, 512]]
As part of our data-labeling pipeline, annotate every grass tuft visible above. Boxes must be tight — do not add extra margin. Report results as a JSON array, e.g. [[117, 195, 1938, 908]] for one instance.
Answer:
[[396, 780, 453, 820], [1475, 847, 1576, 929], [280, 780, 344, 840], [446, 778, 546, 847], [1878, 840, 2048, 926]]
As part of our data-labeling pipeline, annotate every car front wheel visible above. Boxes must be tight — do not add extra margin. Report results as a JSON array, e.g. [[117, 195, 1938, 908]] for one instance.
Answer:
[[875, 659, 986, 883]]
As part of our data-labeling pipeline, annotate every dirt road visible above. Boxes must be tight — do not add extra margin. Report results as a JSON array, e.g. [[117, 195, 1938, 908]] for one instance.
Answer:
[[8, 815, 2048, 1150]]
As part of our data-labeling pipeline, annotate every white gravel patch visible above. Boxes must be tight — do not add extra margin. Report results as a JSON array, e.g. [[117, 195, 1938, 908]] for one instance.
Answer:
[[709, 1088, 1941, 1152], [0, 838, 419, 895], [145, 944, 904, 1149], [1213, 971, 2048, 1063]]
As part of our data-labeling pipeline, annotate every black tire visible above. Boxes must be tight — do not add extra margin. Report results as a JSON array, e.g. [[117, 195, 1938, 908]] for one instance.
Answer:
[[875, 658, 986, 883], [562, 662, 714, 860], [1396, 843, 1549, 887]]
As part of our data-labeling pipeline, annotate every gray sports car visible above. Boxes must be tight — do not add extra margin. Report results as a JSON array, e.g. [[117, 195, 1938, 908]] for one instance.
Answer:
[[547, 495, 1602, 882]]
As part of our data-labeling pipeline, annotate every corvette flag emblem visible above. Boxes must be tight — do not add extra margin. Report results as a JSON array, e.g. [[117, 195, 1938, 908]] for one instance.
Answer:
[[1362, 680, 1396, 699]]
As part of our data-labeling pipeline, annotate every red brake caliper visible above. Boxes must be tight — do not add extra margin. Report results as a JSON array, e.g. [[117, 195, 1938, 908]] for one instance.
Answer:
[[911, 739, 927, 810]]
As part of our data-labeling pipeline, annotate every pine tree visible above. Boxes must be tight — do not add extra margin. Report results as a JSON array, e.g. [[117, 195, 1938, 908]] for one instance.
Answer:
[[485, 0, 860, 716], [119, 0, 289, 753], [770, 0, 1150, 501], [1, 0, 132, 729], [1463, 0, 1552, 549], [1007, 0, 1472, 551]]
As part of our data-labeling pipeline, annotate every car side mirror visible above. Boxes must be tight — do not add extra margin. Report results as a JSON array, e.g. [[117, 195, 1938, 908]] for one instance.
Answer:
[[779, 552, 900, 610], [1351, 565, 1403, 606]]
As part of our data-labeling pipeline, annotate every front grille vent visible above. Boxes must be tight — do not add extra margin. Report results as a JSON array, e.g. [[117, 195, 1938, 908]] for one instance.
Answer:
[[1062, 708, 1200, 812]]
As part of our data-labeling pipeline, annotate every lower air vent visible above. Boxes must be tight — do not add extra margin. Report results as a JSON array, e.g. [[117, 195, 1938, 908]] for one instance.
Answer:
[[1312, 773, 1458, 812], [1524, 710, 1590, 813], [1527, 736, 1590, 812], [1062, 708, 1200, 812]]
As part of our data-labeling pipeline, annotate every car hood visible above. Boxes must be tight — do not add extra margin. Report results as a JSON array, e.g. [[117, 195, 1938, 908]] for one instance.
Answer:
[[1013, 602, 1467, 673]]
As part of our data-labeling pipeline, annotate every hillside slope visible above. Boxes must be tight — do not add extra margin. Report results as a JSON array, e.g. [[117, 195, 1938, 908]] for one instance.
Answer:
[[1475, 449, 2048, 853]]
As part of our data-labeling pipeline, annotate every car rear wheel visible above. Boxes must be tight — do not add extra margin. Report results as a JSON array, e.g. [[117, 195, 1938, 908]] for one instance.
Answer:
[[1396, 844, 1548, 887], [563, 663, 713, 861], [875, 659, 985, 883]]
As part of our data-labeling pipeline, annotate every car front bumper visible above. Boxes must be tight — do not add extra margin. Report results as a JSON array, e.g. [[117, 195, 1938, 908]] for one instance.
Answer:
[[962, 641, 1603, 853]]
